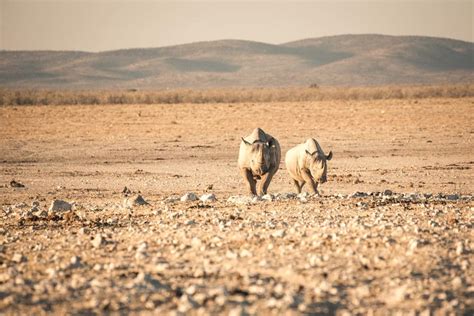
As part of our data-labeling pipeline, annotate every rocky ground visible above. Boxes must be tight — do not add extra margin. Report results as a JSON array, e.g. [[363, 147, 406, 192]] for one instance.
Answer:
[[0, 98, 473, 314]]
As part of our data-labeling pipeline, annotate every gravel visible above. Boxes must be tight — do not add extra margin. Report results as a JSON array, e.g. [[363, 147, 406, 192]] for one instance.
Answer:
[[1, 191, 471, 314]]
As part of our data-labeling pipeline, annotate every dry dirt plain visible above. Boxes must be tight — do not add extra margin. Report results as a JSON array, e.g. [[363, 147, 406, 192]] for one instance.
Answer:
[[0, 98, 473, 315]]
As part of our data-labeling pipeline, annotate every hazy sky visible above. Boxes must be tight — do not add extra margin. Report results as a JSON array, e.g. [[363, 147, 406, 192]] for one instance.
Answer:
[[1, 0, 472, 51]]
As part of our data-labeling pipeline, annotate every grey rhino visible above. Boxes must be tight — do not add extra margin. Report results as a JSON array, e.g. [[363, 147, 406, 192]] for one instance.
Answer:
[[285, 138, 332, 194], [238, 128, 281, 196]]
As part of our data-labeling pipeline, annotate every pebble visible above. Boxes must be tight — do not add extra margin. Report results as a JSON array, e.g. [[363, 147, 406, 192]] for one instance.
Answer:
[[383, 285, 407, 306], [297, 192, 309, 199], [349, 191, 368, 198], [227, 195, 253, 205], [10, 180, 25, 188], [181, 192, 198, 202], [276, 192, 297, 200], [12, 253, 26, 263], [446, 194, 459, 201], [185, 219, 196, 225], [69, 256, 82, 268], [191, 237, 202, 248], [14, 202, 28, 209], [455, 242, 464, 255], [228, 305, 246, 316], [272, 229, 286, 238], [200, 193, 216, 202], [124, 195, 148, 208], [163, 196, 180, 203], [92, 234, 105, 248], [49, 199, 73, 212], [261, 194, 274, 201], [452, 277, 462, 290]]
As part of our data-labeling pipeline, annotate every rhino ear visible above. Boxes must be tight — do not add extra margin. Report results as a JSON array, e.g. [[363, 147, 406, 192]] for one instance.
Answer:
[[305, 149, 316, 156], [326, 151, 333, 161], [242, 137, 251, 146]]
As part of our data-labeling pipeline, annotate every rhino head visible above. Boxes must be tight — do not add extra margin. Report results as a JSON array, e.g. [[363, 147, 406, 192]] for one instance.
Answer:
[[305, 149, 332, 183], [242, 138, 273, 176]]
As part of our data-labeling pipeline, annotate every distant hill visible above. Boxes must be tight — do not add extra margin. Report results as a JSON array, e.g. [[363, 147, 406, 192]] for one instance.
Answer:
[[1, 34, 473, 89]]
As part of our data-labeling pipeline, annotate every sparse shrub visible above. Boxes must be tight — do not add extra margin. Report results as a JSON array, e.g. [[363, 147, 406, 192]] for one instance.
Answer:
[[0, 84, 472, 106]]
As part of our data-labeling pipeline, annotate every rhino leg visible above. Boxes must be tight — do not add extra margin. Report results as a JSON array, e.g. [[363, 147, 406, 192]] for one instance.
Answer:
[[301, 170, 318, 194], [292, 179, 304, 193], [241, 169, 257, 195], [258, 171, 275, 196]]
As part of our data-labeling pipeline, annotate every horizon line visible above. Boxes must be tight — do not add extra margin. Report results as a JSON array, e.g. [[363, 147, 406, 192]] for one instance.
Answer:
[[1, 33, 472, 54]]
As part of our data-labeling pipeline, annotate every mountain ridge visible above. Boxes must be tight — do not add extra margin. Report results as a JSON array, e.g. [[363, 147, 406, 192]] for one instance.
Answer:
[[1, 34, 473, 88]]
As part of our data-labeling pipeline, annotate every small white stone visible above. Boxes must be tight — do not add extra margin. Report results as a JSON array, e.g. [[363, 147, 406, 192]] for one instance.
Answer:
[[185, 284, 197, 295], [163, 196, 180, 203], [180, 192, 198, 202], [12, 253, 25, 263], [239, 249, 252, 257], [92, 234, 104, 248], [455, 242, 464, 255], [200, 193, 216, 202], [452, 277, 462, 290], [229, 306, 245, 316], [227, 195, 252, 205], [272, 229, 286, 238], [191, 237, 202, 248]]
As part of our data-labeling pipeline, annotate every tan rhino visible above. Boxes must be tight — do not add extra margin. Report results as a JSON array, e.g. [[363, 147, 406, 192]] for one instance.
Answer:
[[238, 128, 281, 196], [285, 138, 332, 194]]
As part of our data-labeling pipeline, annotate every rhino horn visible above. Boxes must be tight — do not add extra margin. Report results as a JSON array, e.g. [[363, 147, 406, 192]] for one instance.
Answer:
[[326, 151, 333, 160]]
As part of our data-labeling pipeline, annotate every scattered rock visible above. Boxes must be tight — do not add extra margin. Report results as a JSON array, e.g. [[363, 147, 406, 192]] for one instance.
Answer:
[[180, 192, 198, 202], [383, 285, 407, 306], [14, 202, 28, 209], [12, 253, 26, 263], [452, 277, 463, 290], [163, 196, 180, 204], [229, 305, 246, 316], [49, 199, 72, 212], [200, 193, 216, 202], [135, 242, 148, 260], [297, 192, 309, 199], [122, 186, 132, 195], [69, 256, 82, 269], [455, 242, 464, 255], [272, 229, 286, 238], [276, 192, 297, 200], [10, 180, 25, 188], [124, 195, 148, 208], [191, 237, 202, 248], [92, 234, 105, 248], [383, 189, 393, 196], [446, 194, 459, 201], [349, 191, 368, 198], [185, 219, 196, 225]]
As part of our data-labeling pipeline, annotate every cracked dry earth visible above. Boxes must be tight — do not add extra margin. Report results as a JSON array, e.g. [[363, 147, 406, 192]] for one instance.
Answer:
[[0, 98, 473, 315]]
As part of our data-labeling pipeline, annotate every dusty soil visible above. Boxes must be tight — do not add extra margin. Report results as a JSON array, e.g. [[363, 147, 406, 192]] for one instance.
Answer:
[[0, 98, 473, 315]]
